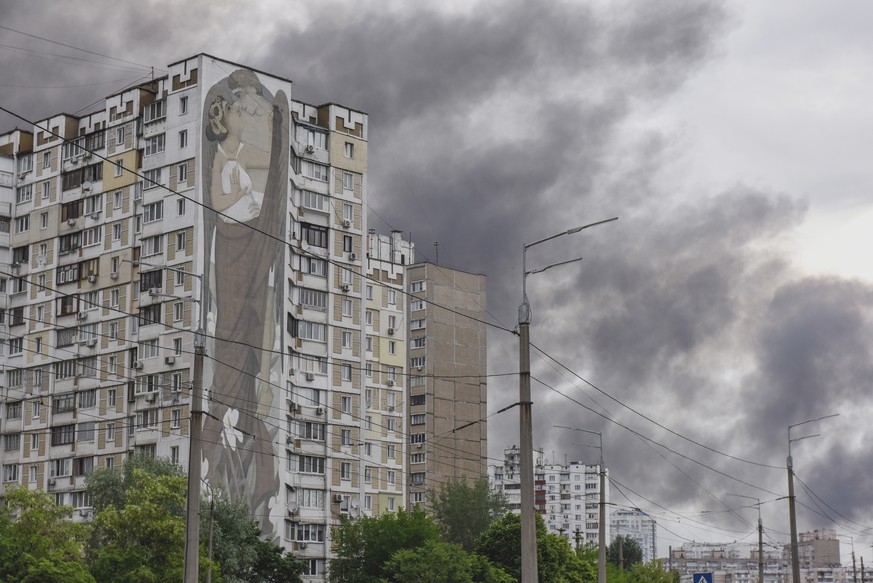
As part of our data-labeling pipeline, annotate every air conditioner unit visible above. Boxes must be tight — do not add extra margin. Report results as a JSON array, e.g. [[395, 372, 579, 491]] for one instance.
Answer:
[[48, 478, 56, 486], [387, 379, 395, 387], [341, 219, 351, 228], [77, 312, 88, 320], [334, 494, 344, 503], [86, 338, 97, 348], [145, 393, 157, 403], [133, 361, 144, 370], [340, 283, 350, 292], [82, 181, 92, 191], [416, 443, 423, 449], [305, 144, 315, 153], [90, 212, 100, 220], [349, 252, 357, 261], [305, 372, 315, 382], [83, 152, 92, 159], [387, 327, 395, 335], [287, 507, 299, 517], [109, 272, 119, 280], [388, 405, 395, 412], [87, 274, 96, 284], [67, 218, 76, 226], [315, 407, 324, 416], [148, 288, 161, 296], [286, 435, 295, 445], [165, 356, 175, 365], [299, 542, 309, 550], [416, 366, 423, 371], [289, 368, 296, 375]]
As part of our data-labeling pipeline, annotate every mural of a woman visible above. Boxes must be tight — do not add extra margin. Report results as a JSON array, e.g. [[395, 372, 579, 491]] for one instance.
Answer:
[[200, 69, 288, 535]]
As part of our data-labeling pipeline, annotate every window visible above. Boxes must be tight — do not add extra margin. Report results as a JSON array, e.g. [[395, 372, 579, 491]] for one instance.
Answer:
[[300, 161, 328, 181], [411, 299, 426, 311], [411, 414, 426, 426], [113, 223, 121, 240], [365, 362, 372, 377], [176, 231, 186, 251], [303, 560, 325, 577], [366, 285, 373, 300], [82, 226, 102, 247], [341, 268, 353, 285], [9, 337, 23, 355], [142, 201, 163, 223], [305, 129, 327, 149], [144, 134, 165, 156], [344, 142, 354, 158], [411, 356, 426, 369], [107, 388, 117, 407], [387, 367, 397, 382], [14, 215, 29, 233], [343, 203, 353, 222], [114, 160, 123, 177], [388, 341, 396, 355], [3, 464, 19, 483], [173, 337, 182, 355], [40, 212, 48, 229], [388, 315, 397, 329], [143, 99, 166, 123], [29, 465, 37, 483], [293, 455, 325, 474], [77, 422, 95, 441], [411, 472, 426, 485], [300, 256, 326, 277], [299, 288, 327, 311], [51, 424, 75, 446], [6, 401, 21, 419], [173, 302, 183, 322], [411, 337, 426, 349], [116, 127, 125, 145], [171, 409, 181, 429], [341, 364, 352, 382], [341, 396, 352, 414], [139, 338, 160, 359], [411, 319, 426, 330], [365, 310, 374, 326], [342, 171, 353, 191], [411, 452, 426, 464], [136, 409, 159, 429], [84, 193, 103, 214], [16, 184, 33, 204], [179, 130, 187, 148], [12, 245, 29, 264], [3, 434, 20, 452], [78, 389, 96, 408], [411, 281, 426, 293], [301, 190, 328, 212], [42, 151, 51, 169], [301, 223, 328, 248], [297, 488, 325, 509], [142, 234, 163, 256], [171, 446, 180, 465], [178, 163, 187, 184], [110, 289, 119, 307], [179, 96, 188, 114], [387, 444, 396, 459], [143, 168, 162, 190], [296, 320, 325, 342], [410, 394, 426, 406], [341, 331, 352, 349], [387, 470, 395, 485], [410, 433, 426, 444], [341, 462, 352, 480], [386, 418, 396, 432], [342, 298, 352, 317]]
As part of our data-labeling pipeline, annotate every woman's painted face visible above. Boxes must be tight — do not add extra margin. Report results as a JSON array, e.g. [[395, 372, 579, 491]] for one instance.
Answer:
[[225, 100, 243, 134]]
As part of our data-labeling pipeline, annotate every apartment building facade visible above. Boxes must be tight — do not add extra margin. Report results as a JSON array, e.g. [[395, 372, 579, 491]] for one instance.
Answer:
[[404, 262, 488, 508], [0, 54, 405, 580], [490, 445, 609, 547], [609, 507, 656, 563]]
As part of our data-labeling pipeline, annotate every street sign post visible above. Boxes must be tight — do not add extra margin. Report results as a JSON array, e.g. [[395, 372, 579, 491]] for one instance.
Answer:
[[692, 574, 713, 583]]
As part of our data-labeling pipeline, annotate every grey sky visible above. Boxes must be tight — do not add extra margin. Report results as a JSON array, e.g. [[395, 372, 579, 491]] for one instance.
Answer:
[[1, 0, 871, 560]]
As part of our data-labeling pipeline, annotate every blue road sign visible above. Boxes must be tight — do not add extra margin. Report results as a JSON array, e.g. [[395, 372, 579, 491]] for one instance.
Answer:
[[692, 574, 713, 583]]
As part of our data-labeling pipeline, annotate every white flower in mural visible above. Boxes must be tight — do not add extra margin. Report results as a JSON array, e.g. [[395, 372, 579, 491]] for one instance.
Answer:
[[222, 408, 243, 451]]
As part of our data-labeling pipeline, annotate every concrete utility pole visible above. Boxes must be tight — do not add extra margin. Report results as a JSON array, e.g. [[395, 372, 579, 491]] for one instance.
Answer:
[[787, 413, 839, 583], [519, 218, 616, 583], [183, 331, 206, 583]]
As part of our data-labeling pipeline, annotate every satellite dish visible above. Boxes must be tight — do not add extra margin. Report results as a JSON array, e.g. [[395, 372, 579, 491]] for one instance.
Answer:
[[351, 498, 360, 509]]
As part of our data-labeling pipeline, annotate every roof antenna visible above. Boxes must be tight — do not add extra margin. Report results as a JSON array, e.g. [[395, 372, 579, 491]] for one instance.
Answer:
[[433, 241, 439, 265]]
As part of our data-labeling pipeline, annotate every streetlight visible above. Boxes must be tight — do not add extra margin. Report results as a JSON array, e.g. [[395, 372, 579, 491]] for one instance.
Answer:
[[518, 218, 617, 583], [556, 426, 607, 583], [727, 493, 763, 583], [787, 413, 839, 583]]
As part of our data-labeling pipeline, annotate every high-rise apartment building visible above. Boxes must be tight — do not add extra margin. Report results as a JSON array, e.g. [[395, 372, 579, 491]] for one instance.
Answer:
[[0, 54, 413, 579], [610, 507, 656, 563], [490, 446, 609, 547], [404, 262, 488, 508]]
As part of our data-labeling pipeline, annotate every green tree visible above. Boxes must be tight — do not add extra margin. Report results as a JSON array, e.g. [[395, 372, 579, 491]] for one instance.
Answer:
[[429, 477, 507, 552], [384, 540, 476, 583], [625, 560, 674, 583], [606, 536, 643, 570], [330, 507, 441, 583], [475, 513, 596, 583], [205, 493, 303, 583], [0, 486, 95, 583], [88, 468, 188, 582]]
